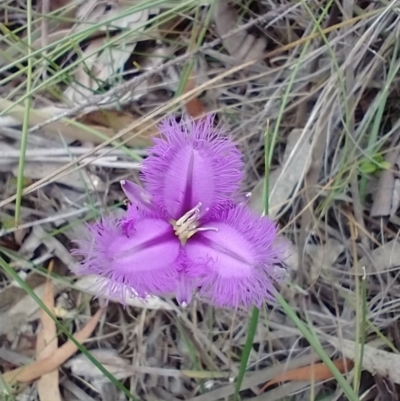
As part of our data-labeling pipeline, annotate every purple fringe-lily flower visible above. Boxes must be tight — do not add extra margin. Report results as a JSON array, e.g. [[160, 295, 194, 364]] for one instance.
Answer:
[[73, 115, 283, 308]]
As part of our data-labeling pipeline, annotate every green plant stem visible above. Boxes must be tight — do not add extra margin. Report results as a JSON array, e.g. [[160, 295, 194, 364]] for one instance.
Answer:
[[14, 0, 32, 226], [234, 306, 259, 400]]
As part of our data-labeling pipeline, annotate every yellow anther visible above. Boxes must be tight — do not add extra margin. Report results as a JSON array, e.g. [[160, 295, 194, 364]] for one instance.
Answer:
[[171, 202, 217, 245]]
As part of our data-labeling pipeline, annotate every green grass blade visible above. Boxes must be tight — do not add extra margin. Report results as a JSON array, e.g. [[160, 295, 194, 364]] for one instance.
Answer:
[[14, 0, 33, 226], [353, 266, 368, 393], [234, 306, 259, 400], [275, 293, 359, 401]]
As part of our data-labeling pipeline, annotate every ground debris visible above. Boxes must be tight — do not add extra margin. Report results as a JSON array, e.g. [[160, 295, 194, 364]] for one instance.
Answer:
[[1, 0, 400, 399]]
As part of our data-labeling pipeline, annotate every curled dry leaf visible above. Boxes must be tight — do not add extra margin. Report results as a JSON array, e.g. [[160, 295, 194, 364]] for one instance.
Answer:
[[36, 261, 62, 401], [0, 1, 76, 68], [328, 336, 400, 385], [214, 0, 267, 62], [64, 349, 132, 381], [64, 349, 225, 385], [3, 308, 104, 385], [65, 3, 157, 104], [74, 275, 174, 310], [64, 37, 137, 104]]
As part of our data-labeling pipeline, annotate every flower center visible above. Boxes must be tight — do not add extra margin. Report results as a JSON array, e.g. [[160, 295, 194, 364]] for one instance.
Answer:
[[171, 202, 217, 245]]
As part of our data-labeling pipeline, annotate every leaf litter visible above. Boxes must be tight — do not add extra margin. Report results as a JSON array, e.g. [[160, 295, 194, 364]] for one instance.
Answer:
[[2, 0, 400, 400], [35, 260, 61, 401], [2, 307, 104, 385]]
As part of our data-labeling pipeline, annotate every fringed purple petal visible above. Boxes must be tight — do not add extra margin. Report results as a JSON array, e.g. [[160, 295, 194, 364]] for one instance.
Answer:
[[174, 251, 195, 306], [175, 273, 193, 307], [72, 211, 180, 303], [184, 205, 281, 308], [141, 114, 243, 219], [120, 180, 153, 212]]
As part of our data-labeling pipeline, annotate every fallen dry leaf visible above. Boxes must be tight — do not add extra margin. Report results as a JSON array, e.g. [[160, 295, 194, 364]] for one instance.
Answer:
[[12, 162, 105, 192], [183, 74, 206, 119], [370, 130, 400, 217], [0, 98, 157, 147], [390, 178, 400, 217], [250, 128, 312, 217], [0, 278, 66, 336], [306, 238, 345, 281], [35, 0, 77, 30], [0, 98, 94, 143], [259, 358, 353, 393], [64, 37, 137, 104], [356, 239, 400, 273], [65, 3, 156, 104], [0, 237, 19, 251], [74, 275, 174, 310], [65, 349, 132, 381], [370, 162, 397, 218], [3, 307, 104, 385], [35, 0, 75, 15], [76, 109, 158, 147], [328, 337, 400, 385], [36, 261, 62, 401], [214, 0, 266, 62]]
